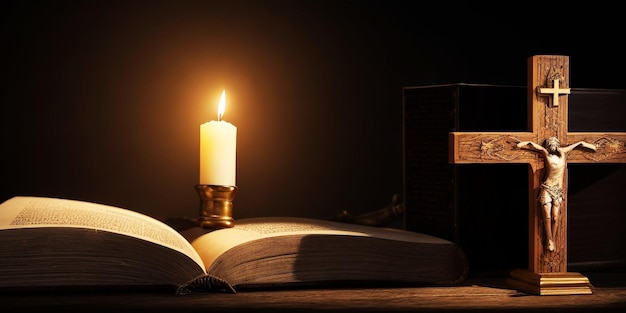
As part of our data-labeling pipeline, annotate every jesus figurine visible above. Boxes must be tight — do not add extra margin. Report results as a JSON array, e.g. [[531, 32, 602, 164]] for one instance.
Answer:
[[517, 137, 597, 252]]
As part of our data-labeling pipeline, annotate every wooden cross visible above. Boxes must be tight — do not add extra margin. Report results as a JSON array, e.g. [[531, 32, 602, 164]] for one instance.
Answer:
[[449, 55, 626, 295]]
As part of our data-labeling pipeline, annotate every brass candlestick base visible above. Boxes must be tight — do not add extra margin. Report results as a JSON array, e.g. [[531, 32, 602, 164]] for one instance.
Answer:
[[195, 184, 237, 229]]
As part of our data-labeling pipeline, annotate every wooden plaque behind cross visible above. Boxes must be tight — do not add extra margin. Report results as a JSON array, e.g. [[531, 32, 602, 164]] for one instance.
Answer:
[[449, 55, 626, 295]]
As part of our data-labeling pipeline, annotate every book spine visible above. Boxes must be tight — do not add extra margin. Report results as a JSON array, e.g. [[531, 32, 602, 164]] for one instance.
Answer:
[[176, 274, 236, 295]]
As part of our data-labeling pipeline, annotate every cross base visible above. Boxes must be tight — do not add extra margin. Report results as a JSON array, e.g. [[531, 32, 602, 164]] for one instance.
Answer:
[[506, 269, 592, 296]]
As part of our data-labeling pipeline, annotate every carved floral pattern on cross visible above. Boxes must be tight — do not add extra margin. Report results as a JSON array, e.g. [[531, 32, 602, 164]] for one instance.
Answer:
[[476, 136, 524, 160], [579, 137, 625, 161]]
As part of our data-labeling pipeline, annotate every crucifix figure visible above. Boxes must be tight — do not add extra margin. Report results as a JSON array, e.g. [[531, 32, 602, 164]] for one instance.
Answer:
[[517, 137, 596, 252], [449, 55, 626, 295]]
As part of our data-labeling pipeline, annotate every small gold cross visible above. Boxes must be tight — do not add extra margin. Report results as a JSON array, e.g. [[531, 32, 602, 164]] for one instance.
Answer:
[[538, 78, 571, 107]]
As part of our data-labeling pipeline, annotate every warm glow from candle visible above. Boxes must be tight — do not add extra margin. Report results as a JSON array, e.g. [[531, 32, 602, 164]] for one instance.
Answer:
[[217, 89, 226, 121]]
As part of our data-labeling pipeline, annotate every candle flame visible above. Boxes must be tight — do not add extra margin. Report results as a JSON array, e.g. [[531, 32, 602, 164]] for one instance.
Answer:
[[217, 89, 226, 121]]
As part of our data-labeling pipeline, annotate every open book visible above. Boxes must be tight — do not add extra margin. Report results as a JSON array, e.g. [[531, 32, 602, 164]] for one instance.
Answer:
[[0, 196, 468, 294]]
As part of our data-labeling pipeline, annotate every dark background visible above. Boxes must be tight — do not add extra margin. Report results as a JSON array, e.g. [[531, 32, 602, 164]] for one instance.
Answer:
[[2, 0, 625, 222]]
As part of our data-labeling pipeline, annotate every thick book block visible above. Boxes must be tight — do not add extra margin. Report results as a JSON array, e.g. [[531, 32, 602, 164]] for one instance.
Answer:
[[0, 196, 469, 293], [402, 84, 626, 272]]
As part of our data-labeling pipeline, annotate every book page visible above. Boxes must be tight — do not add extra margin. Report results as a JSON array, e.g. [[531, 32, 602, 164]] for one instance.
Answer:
[[234, 217, 451, 243], [185, 216, 452, 272], [0, 196, 205, 269]]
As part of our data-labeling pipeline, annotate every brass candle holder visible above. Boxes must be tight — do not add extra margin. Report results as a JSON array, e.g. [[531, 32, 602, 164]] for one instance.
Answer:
[[195, 184, 237, 229]]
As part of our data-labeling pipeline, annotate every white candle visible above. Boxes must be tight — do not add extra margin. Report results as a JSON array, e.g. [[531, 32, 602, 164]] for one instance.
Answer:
[[200, 90, 237, 186]]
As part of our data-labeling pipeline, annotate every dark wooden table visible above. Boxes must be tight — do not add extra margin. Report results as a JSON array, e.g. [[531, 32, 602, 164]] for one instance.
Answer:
[[3, 270, 625, 312]]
